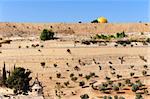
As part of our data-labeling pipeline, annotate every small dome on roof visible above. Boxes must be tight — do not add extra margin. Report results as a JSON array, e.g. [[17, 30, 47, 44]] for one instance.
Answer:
[[97, 16, 108, 23]]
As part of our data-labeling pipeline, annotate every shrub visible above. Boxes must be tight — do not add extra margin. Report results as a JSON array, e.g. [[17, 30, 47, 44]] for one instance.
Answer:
[[125, 79, 131, 85], [113, 85, 119, 91], [146, 38, 150, 43], [26, 46, 29, 48], [130, 72, 135, 77], [131, 44, 133, 47], [108, 80, 113, 85], [135, 93, 143, 99], [89, 72, 95, 77], [114, 44, 118, 47], [64, 81, 69, 87], [99, 83, 108, 92], [117, 74, 122, 79], [54, 64, 57, 67], [114, 95, 118, 99], [119, 96, 125, 99], [40, 45, 44, 48], [143, 65, 148, 69], [144, 89, 149, 95], [79, 73, 83, 77], [85, 75, 91, 80], [71, 77, 78, 82], [80, 94, 89, 99], [116, 31, 127, 38], [131, 84, 139, 92], [103, 96, 107, 99], [141, 32, 144, 35], [18, 46, 21, 48], [108, 96, 112, 99], [70, 73, 74, 78], [40, 29, 55, 41], [142, 70, 147, 76], [67, 49, 71, 54], [79, 81, 85, 87], [38, 49, 41, 52], [40, 62, 45, 68], [105, 76, 111, 81], [136, 80, 143, 87], [56, 73, 61, 78]]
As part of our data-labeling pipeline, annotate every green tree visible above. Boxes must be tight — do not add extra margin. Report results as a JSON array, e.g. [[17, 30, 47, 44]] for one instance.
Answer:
[[6, 67, 32, 94], [40, 29, 55, 41]]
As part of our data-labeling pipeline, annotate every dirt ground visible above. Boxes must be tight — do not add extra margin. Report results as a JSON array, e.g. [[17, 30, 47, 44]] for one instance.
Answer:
[[0, 23, 150, 99], [0, 39, 149, 99], [0, 23, 150, 37]]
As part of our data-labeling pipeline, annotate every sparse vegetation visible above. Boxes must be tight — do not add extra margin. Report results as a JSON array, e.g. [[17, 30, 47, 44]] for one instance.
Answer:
[[93, 31, 127, 40]]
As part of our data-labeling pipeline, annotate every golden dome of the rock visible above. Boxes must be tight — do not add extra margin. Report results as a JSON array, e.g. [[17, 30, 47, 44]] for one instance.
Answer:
[[97, 17, 108, 23]]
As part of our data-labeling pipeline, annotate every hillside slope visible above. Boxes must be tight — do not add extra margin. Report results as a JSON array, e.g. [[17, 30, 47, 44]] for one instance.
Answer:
[[0, 23, 149, 37]]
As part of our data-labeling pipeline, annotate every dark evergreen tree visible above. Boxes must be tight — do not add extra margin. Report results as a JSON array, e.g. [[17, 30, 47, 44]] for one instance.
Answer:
[[91, 19, 98, 23], [2, 62, 7, 85], [14, 64, 16, 70], [6, 67, 32, 94]]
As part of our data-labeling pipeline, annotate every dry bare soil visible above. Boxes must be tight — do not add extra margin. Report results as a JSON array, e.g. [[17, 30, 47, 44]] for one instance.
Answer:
[[0, 23, 150, 99]]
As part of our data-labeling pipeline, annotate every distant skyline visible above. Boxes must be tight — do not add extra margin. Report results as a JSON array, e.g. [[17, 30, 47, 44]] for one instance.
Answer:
[[0, 0, 149, 23]]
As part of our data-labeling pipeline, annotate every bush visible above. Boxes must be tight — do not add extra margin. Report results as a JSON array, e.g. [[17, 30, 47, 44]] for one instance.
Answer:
[[146, 38, 150, 43], [131, 84, 139, 92], [116, 31, 127, 38], [53, 64, 57, 67], [80, 94, 89, 99], [119, 96, 125, 99], [142, 70, 147, 76], [85, 75, 91, 80], [64, 81, 69, 87], [99, 84, 108, 92], [114, 95, 118, 99], [70, 73, 74, 78], [103, 96, 107, 99], [40, 62, 45, 68], [113, 85, 119, 91], [130, 72, 135, 77], [79, 81, 85, 87], [40, 29, 55, 41], [71, 77, 78, 82], [108, 96, 112, 99], [135, 93, 143, 99], [125, 79, 131, 85], [56, 73, 61, 78]]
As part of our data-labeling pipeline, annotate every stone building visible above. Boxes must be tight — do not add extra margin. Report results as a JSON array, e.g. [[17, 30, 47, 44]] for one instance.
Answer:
[[31, 77, 43, 96]]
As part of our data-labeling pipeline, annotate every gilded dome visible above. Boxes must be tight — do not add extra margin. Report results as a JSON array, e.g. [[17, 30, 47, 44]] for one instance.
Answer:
[[97, 17, 108, 23]]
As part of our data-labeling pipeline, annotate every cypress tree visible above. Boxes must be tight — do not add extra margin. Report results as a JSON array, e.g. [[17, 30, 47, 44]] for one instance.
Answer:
[[2, 62, 7, 85]]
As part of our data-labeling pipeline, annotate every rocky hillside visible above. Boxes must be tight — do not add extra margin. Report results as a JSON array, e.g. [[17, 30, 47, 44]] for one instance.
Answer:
[[0, 22, 149, 37]]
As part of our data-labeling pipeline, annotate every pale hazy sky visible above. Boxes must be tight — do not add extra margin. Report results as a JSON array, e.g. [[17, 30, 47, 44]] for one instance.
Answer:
[[0, 0, 149, 22]]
